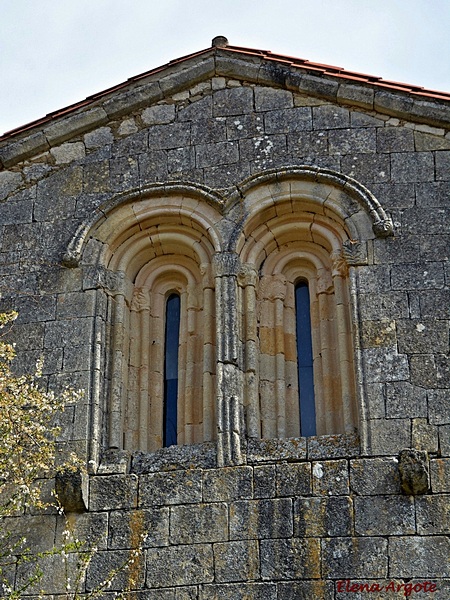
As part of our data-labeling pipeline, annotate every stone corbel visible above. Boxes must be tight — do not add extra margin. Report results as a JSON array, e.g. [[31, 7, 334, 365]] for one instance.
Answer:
[[373, 218, 394, 238]]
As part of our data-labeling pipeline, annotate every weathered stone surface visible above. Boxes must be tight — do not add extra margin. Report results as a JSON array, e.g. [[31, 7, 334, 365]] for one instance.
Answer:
[[308, 434, 360, 460], [430, 458, 450, 493], [435, 149, 450, 180], [203, 466, 252, 501], [44, 107, 108, 145], [86, 548, 145, 591], [362, 347, 409, 383], [264, 107, 312, 133], [89, 474, 138, 510], [398, 449, 430, 495], [313, 105, 350, 129], [276, 462, 311, 496], [385, 381, 427, 418], [213, 87, 254, 116], [329, 128, 376, 154], [416, 495, 450, 534], [337, 84, 374, 110], [354, 495, 415, 535], [102, 81, 163, 117], [0, 170, 23, 200], [55, 511, 108, 549], [213, 540, 259, 582], [55, 469, 88, 513], [311, 459, 349, 495], [253, 465, 276, 498], [51, 141, 86, 164], [322, 537, 388, 578], [139, 469, 203, 507], [260, 538, 321, 579], [294, 496, 353, 537], [389, 536, 450, 578], [350, 458, 401, 495], [229, 498, 293, 539], [170, 502, 228, 544], [84, 126, 114, 148], [109, 508, 169, 548], [146, 545, 214, 588], [366, 419, 411, 455]]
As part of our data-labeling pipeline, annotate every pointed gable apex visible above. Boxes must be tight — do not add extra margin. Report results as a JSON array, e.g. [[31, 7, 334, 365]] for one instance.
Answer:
[[1, 37, 450, 167]]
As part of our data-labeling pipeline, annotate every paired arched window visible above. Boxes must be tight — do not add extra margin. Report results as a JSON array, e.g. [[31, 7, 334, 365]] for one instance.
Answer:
[[75, 173, 383, 460]]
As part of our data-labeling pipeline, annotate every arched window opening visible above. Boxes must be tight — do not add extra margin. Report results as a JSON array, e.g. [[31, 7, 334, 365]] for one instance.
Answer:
[[164, 293, 181, 447], [295, 281, 316, 436]]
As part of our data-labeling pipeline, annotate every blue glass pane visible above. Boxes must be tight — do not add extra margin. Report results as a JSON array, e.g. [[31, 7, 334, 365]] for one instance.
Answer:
[[164, 294, 180, 447], [295, 282, 316, 437]]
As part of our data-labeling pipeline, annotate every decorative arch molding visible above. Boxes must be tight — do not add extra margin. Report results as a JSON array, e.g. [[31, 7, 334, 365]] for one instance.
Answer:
[[77, 183, 223, 462], [69, 168, 385, 467], [226, 166, 393, 252], [63, 181, 225, 268], [233, 167, 372, 443]]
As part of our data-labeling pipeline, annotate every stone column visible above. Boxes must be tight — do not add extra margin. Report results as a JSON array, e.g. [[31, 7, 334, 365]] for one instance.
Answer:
[[213, 252, 244, 466], [237, 264, 260, 439]]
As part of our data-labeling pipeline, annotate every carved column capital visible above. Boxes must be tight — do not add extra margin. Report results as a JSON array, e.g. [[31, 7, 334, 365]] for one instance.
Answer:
[[342, 239, 368, 266], [130, 286, 150, 311], [237, 264, 258, 288]]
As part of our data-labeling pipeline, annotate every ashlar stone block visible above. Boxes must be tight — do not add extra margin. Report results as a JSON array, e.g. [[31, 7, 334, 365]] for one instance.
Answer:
[[260, 538, 321, 579], [229, 498, 293, 540], [389, 536, 450, 578], [416, 495, 450, 534], [213, 540, 259, 582], [89, 474, 138, 511], [350, 458, 401, 495], [139, 469, 202, 507], [312, 459, 349, 496], [354, 495, 415, 535], [203, 466, 253, 502], [86, 548, 145, 592], [146, 545, 214, 588], [109, 507, 168, 548], [322, 537, 388, 579], [294, 496, 353, 537], [430, 458, 450, 493], [276, 462, 311, 496], [170, 502, 228, 544], [213, 87, 254, 117]]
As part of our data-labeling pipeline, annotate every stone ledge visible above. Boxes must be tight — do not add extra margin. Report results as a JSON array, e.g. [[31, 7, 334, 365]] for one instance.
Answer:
[[130, 442, 217, 474], [44, 107, 109, 146], [0, 131, 49, 167]]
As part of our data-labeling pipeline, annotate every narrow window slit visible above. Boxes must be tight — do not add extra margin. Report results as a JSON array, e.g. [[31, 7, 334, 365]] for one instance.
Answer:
[[295, 281, 316, 436], [164, 293, 180, 446]]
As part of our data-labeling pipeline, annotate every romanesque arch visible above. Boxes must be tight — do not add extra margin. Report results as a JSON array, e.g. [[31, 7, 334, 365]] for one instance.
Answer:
[[74, 184, 223, 457]]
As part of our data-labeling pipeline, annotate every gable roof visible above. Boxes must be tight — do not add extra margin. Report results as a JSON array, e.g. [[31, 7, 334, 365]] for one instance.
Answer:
[[1, 37, 449, 167]]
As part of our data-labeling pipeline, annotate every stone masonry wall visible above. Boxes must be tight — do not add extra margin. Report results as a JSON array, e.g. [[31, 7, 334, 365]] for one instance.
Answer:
[[0, 61, 449, 597]]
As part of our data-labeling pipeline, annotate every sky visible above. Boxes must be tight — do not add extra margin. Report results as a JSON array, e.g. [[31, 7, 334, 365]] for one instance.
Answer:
[[1, 0, 449, 136]]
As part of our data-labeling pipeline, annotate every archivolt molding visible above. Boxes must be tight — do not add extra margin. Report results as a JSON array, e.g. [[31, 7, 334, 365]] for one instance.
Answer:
[[63, 182, 225, 268], [226, 166, 393, 252]]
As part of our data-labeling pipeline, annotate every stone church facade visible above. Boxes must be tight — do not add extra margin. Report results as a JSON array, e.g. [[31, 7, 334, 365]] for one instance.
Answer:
[[0, 37, 449, 597]]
